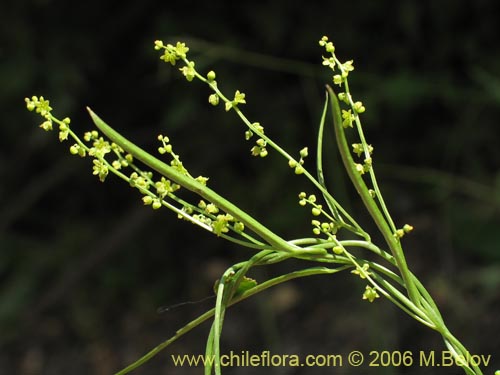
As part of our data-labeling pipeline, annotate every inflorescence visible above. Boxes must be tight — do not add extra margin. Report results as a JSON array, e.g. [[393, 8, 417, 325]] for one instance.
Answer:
[[25, 36, 414, 304], [24, 96, 245, 238]]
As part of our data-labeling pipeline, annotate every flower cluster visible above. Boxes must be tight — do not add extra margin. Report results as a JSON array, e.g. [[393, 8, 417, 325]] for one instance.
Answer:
[[155, 40, 275, 161], [192, 200, 245, 236], [25, 96, 246, 239], [154, 40, 189, 66], [319, 36, 372, 176], [25, 96, 71, 142], [297, 192, 341, 238], [394, 224, 414, 239], [288, 147, 309, 175], [244, 122, 268, 158]]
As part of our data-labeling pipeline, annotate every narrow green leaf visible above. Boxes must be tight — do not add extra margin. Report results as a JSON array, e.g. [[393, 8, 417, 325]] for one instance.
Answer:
[[86, 107, 300, 254], [316, 92, 341, 221]]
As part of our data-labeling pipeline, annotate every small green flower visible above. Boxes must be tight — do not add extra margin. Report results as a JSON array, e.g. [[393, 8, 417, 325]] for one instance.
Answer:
[[129, 172, 150, 189], [338, 92, 348, 104], [351, 263, 371, 279], [155, 177, 179, 198], [69, 144, 86, 157], [157, 134, 168, 142], [322, 56, 336, 69], [353, 101, 366, 114], [142, 195, 153, 205], [212, 214, 232, 236], [111, 160, 122, 169], [170, 158, 188, 175], [320, 222, 337, 234], [394, 229, 405, 239], [84, 130, 99, 142], [363, 157, 372, 172], [143, 195, 162, 210], [333, 74, 343, 86], [25, 97, 36, 111], [40, 120, 53, 131], [311, 206, 322, 216], [355, 163, 365, 175], [352, 143, 363, 157], [298, 192, 307, 206], [363, 286, 380, 302], [207, 70, 216, 82], [332, 246, 343, 255], [205, 203, 219, 215], [233, 221, 245, 232], [252, 122, 264, 134], [256, 138, 266, 147], [225, 90, 246, 111], [69, 144, 80, 155], [236, 91, 246, 103], [394, 224, 414, 239], [311, 220, 322, 235], [89, 137, 112, 158], [294, 165, 304, 175], [154, 40, 164, 50], [250, 145, 267, 158], [152, 199, 162, 210], [208, 93, 219, 106], [174, 42, 189, 58], [31, 96, 53, 117], [180, 61, 196, 82], [342, 60, 354, 73], [164, 144, 173, 154], [195, 176, 209, 185], [299, 147, 308, 158], [341, 109, 353, 128], [160, 48, 178, 65], [58, 123, 69, 142], [92, 159, 109, 182], [403, 224, 414, 233], [251, 139, 267, 157]]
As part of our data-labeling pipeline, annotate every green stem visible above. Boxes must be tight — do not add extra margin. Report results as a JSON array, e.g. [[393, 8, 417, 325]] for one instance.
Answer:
[[190, 67, 369, 240], [326, 85, 420, 306], [113, 265, 348, 375]]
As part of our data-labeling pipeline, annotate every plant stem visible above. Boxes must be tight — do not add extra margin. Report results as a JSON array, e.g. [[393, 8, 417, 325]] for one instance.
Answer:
[[113, 266, 348, 375], [326, 85, 421, 307]]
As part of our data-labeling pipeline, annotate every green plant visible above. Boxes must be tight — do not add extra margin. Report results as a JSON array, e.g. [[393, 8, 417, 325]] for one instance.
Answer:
[[25, 36, 493, 375]]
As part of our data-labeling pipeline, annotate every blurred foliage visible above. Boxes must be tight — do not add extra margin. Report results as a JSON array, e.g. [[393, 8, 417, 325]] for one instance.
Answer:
[[1, 0, 499, 374]]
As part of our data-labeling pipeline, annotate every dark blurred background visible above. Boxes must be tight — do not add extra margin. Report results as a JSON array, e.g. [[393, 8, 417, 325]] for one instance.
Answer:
[[1, 0, 499, 374]]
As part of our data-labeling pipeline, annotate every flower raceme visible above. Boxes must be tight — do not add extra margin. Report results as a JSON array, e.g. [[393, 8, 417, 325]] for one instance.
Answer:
[[24, 95, 244, 237]]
